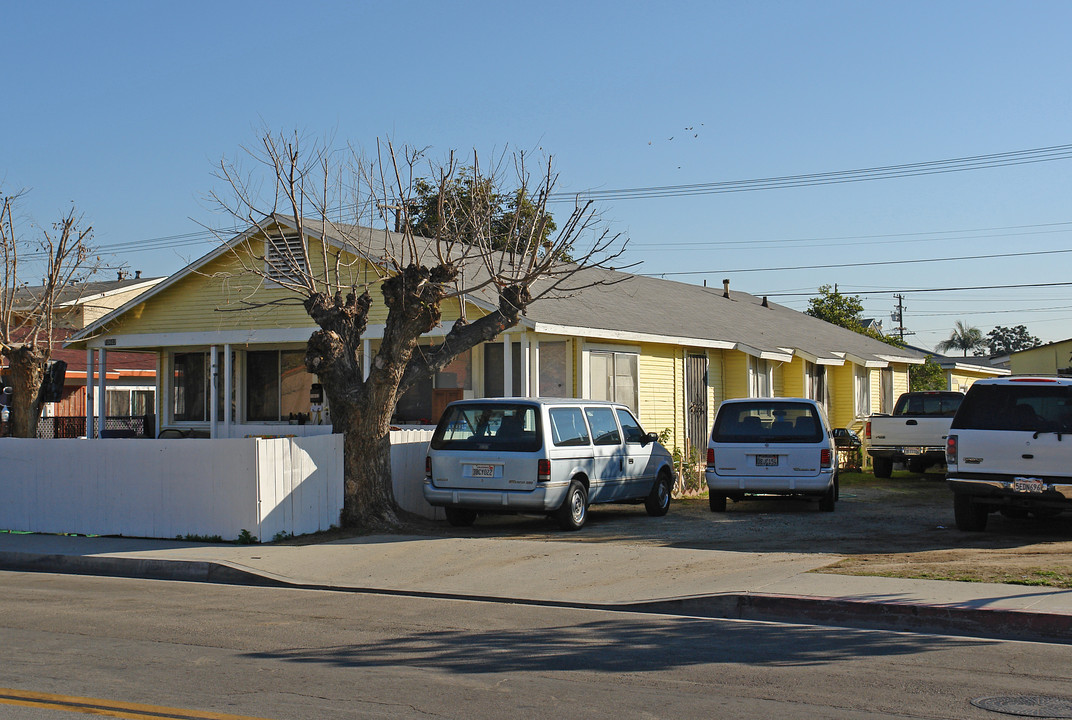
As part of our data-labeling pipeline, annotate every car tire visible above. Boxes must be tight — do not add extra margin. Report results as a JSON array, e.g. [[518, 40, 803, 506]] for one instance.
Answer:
[[953, 493, 988, 531], [873, 457, 893, 479], [709, 494, 727, 512], [555, 480, 588, 531], [444, 507, 477, 527], [644, 471, 673, 517], [818, 482, 836, 512]]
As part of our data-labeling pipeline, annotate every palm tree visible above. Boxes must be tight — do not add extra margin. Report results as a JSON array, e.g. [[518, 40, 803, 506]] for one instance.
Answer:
[[936, 320, 986, 357]]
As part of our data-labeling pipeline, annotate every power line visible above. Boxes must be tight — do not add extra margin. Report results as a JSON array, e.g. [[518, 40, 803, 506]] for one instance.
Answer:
[[551, 143, 1072, 203], [765, 280, 1072, 297], [642, 247, 1072, 277]]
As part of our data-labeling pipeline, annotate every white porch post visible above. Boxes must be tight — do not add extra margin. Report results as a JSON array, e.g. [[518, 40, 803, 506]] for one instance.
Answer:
[[531, 338, 540, 398], [363, 338, 371, 380], [502, 334, 512, 397], [518, 333, 530, 397], [85, 348, 95, 439], [223, 344, 232, 438], [96, 349, 106, 437], [210, 346, 218, 439]]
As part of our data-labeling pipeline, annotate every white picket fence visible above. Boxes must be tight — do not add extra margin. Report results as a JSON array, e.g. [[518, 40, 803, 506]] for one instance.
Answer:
[[0, 430, 438, 540]]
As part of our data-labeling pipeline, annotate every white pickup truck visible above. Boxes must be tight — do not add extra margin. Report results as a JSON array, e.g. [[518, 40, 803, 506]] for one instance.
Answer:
[[866, 391, 964, 478]]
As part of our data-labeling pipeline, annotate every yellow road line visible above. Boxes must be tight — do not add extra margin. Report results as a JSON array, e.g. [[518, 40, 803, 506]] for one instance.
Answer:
[[0, 688, 274, 720]]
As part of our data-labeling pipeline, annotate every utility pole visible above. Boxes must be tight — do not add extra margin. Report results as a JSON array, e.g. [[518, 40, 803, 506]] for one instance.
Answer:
[[891, 294, 910, 342]]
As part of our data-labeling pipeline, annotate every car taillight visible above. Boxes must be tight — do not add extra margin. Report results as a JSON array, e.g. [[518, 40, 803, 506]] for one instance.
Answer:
[[706, 447, 715, 468], [865, 420, 871, 440], [425, 456, 432, 479], [820, 448, 832, 469], [946, 435, 958, 465], [538, 458, 551, 482]]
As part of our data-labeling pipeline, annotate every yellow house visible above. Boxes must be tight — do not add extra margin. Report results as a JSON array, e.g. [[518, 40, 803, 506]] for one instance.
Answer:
[[1010, 339, 1072, 377], [67, 218, 925, 459]]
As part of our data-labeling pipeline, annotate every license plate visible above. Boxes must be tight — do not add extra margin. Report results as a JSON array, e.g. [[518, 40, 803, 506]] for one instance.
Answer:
[[903, 447, 921, 456], [755, 454, 778, 467], [1013, 477, 1046, 493], [470, 464, 496, 478]]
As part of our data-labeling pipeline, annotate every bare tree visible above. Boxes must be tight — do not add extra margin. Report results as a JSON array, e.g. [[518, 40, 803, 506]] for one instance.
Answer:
[[208, 129, 627, 529], [1, 189, 97, 437]]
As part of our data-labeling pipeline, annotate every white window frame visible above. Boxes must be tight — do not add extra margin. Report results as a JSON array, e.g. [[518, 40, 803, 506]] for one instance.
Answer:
[[749, 357, 772, 398], [584, 344, 639, 413]]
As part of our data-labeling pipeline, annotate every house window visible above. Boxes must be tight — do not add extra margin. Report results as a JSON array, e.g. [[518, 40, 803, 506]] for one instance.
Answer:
[[880, 368, 895, 413], [484, 342, 522, 397], [435, 348, 472, 390], [855, 365, 871, 417], [805, 362, 827, 407], [539, 341, 567, 397], [173, 352, 208, 422], [246, 350, 317, 421], [171, 352, 233, 423], [749, 357, 772, 397], [265, 232, 308, 284], [106, 388, 155, 416], [589, 350, 638, 412]]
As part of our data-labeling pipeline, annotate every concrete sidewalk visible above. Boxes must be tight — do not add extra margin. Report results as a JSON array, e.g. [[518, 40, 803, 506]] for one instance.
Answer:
[[2, 531, 1071, 644]]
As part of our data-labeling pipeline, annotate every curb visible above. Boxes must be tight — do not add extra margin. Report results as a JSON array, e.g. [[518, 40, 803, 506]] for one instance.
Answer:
[[3, 552, 1070, 645]]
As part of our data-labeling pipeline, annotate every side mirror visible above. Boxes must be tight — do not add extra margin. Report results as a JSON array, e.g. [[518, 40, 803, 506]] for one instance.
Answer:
[[642, 431, 659, 446]]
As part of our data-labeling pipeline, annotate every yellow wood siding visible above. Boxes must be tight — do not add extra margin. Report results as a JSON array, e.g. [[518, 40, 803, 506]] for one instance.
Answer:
[[723, 351, 749, 399], [782, 357, 805, 398], [1011, 341, 1072, 375], [828, 364, 856, 430], [638, 343, 679, 446]]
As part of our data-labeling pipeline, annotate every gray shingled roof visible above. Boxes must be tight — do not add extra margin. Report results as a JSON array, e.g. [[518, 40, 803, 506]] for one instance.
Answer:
[[293, 217, 924, 365]]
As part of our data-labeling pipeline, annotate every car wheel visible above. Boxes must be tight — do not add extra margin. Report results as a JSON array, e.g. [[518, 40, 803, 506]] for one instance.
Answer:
[[555, 480, 588, 531], [709, 494, 727, 512], [644, 471, 673, 517], [818, 483, 836, 512], [444, 507, 477, 527], [953, 493, 988, 531], [872, 457, 893, 479]]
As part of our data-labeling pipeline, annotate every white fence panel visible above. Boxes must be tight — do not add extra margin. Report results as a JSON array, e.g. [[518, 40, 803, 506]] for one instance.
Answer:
[[0, 436, 343, 540], [389, 429, 440, 520]]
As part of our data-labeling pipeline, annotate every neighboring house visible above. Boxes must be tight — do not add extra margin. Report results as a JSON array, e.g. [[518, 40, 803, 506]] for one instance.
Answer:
[[905, 345, 1010, 393], [1, 273, 164, 436], [67, 219, 926, 455], [1009, 338, 1072, 377]]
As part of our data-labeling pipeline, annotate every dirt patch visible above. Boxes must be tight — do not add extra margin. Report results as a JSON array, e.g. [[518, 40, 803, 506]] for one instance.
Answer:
[[380, 471, 1072, 587]]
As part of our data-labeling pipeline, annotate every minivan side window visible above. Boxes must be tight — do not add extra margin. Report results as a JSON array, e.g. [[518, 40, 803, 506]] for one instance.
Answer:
[[549, 407, 591, 447], [615, 408, 645, 443], [585, 407, 622, 446]]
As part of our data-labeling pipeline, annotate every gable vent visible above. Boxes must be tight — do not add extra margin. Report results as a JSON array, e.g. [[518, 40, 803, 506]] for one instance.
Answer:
[[265, 233, 308, 283]]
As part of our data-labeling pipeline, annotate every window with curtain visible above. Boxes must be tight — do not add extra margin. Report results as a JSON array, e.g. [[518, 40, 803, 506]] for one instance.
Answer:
[[589, 350, 638, 412], [749, 357, 771, 398], [855, 366, 871, 417]]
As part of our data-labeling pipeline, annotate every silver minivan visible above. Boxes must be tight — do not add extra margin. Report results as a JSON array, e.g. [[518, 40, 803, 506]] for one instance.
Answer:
[[705, 397, 838, 512], [423, 398, 675, 530]]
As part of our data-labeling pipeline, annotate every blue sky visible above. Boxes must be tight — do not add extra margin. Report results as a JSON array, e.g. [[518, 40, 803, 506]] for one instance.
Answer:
[[3, 0, 1071, 349]]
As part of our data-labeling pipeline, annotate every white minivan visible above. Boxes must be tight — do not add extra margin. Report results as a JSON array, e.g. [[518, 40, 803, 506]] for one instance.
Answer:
[[946, 376, 1072, 531], [705, 397, 838, 512], [423, 398, 675, 530]]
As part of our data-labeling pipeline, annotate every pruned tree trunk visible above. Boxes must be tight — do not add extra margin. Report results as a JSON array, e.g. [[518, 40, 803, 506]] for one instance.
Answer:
[[3, 344, 47, 438]]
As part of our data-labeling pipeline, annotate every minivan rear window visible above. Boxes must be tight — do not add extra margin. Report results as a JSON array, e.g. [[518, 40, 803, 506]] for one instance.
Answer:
[[713, 402, 823, 443], [430, 403, 542, 452], [952, 385, 1072, 432]]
